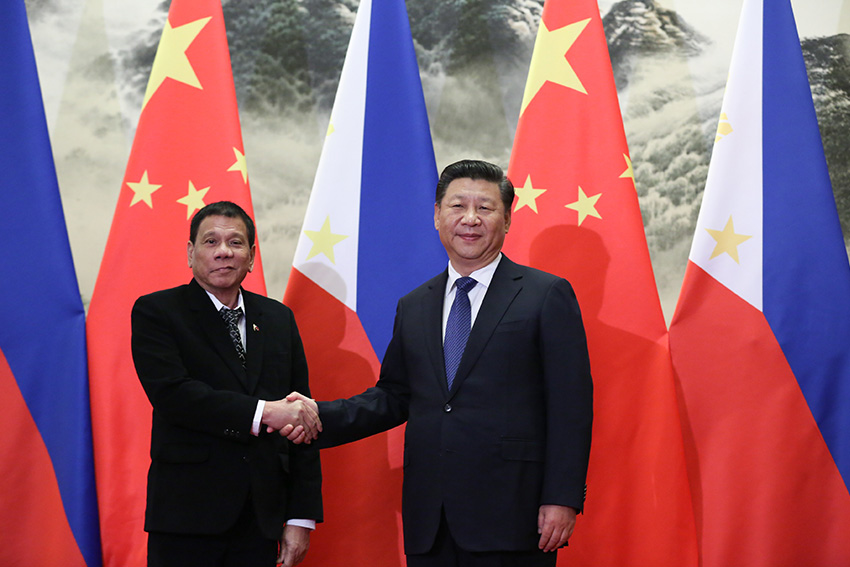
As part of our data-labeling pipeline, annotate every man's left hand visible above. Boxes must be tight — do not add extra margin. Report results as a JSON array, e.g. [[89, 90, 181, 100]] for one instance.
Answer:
[[278, 524, 311, 567], [537, 504, 577, 552]]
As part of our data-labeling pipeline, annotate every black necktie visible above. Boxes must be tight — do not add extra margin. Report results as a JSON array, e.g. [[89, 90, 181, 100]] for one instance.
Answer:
[[444, 276, 477, 389], [219, 307, 246, 367]]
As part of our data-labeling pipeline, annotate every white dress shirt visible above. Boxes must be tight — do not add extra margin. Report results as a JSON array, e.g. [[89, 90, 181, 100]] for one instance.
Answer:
[[442, 253, 502, 340]]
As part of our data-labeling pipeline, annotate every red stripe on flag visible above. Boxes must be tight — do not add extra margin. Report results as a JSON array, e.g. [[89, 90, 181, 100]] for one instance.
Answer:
[[0, 349, 86, 566], [671, 263, 850, 566], [285, 269, 405, 567]]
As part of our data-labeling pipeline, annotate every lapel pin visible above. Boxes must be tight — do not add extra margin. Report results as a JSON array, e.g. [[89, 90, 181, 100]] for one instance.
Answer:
[[253, 324, 259, 332]]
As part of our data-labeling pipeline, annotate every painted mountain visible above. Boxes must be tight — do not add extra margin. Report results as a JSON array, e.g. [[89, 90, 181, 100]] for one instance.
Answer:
[[25, 0, 850, 308]]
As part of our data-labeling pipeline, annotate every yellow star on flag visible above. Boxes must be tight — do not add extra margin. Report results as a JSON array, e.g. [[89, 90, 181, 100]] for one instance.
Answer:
[[620, 154, 636, 190], [565, 186, 602, 226], [304, 216, 349, 263], [326, 121, 335, 137], [142, 16, 212, 110], [715, 112, 734, 143], [177, 180, 210, 219], [520, 17, 591, 115], [514, 175, 547, 213], [227, 148, 248, 184], [705, 215, 752, 263], [127, 170, 162, 208]]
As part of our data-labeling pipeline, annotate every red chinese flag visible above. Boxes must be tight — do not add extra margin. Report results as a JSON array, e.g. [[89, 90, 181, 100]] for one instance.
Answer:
[[503, 1, 698, 565], [86, 2, 265, 565]]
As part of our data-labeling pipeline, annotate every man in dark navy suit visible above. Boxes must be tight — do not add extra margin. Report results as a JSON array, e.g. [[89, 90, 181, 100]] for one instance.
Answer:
[[288, 160, 593, 566], [132, 201, 323, 567]]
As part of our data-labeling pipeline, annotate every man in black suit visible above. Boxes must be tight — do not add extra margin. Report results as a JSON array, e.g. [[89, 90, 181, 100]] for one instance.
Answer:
[[131, 201, 323, 567], [286, 160, 593, 566]]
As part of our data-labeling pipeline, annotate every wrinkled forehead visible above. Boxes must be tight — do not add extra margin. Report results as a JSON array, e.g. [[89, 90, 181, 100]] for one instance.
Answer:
[[195, 215, 249, 241]]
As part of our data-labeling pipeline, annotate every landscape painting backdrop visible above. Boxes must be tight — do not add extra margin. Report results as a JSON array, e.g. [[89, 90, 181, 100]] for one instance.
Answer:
[[25, 0, 850, 320]]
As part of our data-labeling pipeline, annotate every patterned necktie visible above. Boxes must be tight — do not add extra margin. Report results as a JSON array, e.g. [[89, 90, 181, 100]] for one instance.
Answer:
[[219, 307, 246, 367], [444, 276, 477, 389]]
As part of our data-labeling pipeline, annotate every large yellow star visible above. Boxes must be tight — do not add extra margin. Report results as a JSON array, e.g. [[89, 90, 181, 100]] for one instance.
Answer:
[[520, 17, 591, 115], [620, 154, 636, 190], [304, 216, 349, 263], [142, 16, 211, 110], [176, 180, 210, 219], [127, 170, 162, 208], [565, 186, 602, 226], [706, 215, 752, 263], [514, 175, 547, 213], [227, 148, 248, 184]]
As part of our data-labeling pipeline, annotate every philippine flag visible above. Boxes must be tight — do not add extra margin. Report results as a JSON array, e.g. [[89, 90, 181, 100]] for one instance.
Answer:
[[669, 0, 850, 565], [283, 0, 445, 564], [0, 1, 101, 565]]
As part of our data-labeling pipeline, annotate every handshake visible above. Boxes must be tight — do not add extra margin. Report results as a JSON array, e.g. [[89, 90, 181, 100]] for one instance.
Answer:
[[261, 392, 321, 444]]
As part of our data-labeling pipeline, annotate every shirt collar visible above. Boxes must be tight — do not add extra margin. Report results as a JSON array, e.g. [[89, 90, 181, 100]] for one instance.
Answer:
[[205, 289, 245, 314], [445, 253, 502, 297]]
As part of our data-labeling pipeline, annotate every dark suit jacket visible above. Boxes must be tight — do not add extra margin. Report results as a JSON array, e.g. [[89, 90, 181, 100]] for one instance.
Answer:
[[131, 279, 322, 539], [317, 256, 592, 554]]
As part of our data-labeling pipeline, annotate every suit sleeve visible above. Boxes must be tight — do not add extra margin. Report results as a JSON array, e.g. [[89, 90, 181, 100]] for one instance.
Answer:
[[131, 294, 258, 441], [315, 300, 411, 449], [540, 278, 593, 511]]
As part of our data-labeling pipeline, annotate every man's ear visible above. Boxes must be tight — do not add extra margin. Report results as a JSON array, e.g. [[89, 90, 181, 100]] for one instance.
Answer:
[[248, 243, 257, 272]]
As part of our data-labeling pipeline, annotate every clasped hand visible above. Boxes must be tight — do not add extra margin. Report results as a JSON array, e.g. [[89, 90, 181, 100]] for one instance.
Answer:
[[262, 393, 321, 444]]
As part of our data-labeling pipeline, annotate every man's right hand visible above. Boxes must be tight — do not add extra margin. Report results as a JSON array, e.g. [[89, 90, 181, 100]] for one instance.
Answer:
[[262, 396, 322, 443], [274, 392, 320, 444]]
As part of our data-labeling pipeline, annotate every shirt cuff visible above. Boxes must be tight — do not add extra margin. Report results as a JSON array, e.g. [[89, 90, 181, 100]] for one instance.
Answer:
[[251, 400, 265, 436], [286, 519, 316, 530]]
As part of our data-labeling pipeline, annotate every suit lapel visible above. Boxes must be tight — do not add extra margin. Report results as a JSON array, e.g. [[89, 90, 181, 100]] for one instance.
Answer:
[[186, 279, 250, 391], [423, 271, 451, 398], [448, 257, 522, 398], [243, 292, 264, 395]]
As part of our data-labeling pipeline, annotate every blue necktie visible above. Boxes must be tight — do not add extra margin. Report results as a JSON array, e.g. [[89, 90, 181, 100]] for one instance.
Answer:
[[220, 307, 246, 367], [444, 276, 477, 389]]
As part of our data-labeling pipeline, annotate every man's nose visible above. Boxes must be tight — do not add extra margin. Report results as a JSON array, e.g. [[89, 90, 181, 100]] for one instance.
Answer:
[[461, 207, 480, 224], [215, 242, 234, 257]]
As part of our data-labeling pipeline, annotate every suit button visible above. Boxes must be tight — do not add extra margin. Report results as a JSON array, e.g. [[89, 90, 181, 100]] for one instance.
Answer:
[[444, 403, 452, 413]]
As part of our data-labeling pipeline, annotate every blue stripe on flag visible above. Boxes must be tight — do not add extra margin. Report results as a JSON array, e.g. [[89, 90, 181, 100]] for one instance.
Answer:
[[0, 2, 102, 565], [358, 0, 446, 359], [762, 0, 850, 488]]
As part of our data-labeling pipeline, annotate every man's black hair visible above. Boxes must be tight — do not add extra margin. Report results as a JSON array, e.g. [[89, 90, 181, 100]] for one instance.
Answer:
[[189, 201, 256, 247]]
